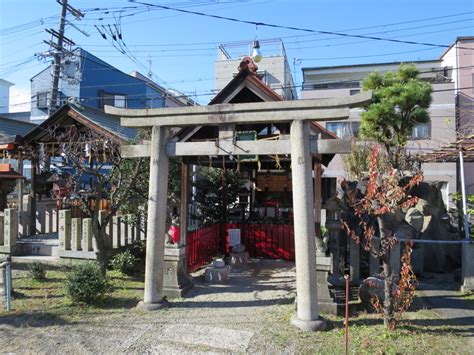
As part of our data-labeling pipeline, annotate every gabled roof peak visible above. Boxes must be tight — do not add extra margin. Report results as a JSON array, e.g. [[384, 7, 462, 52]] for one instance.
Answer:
[[238, 57, 259, 74]]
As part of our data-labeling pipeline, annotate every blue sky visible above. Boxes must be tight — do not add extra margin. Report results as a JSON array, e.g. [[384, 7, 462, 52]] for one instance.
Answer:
[[1, 0, 473, 110]]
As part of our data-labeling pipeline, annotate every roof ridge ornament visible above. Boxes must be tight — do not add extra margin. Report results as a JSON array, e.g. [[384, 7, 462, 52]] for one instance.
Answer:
[[238, 56, 258, 74]]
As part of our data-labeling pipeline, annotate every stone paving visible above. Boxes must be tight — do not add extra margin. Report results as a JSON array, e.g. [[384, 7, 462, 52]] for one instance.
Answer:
[[417, 272, 474, 347]]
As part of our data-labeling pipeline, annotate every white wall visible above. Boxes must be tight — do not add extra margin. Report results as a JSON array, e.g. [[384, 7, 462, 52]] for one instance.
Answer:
[[0, 79, 13, 113]]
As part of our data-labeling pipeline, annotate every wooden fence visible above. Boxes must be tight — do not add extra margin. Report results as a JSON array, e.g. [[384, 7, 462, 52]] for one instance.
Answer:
[[185, 222, 295, 272]]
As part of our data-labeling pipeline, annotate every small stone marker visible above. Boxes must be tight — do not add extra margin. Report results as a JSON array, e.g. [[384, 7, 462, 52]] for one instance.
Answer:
[[112, 216, 121, 249], [4, 209, 18, 248], [45, 209, 52, 234], [120, 218, 128, 246], [82, 218, 93, 251], [71, 218, 82, 251], [58, 209, 71, 250]]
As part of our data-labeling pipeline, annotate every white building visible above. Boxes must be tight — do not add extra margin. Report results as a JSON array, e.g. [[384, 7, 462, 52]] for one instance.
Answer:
[[0, 79, 14, 114], [300, 47, 471, 206], [215, 39, 297, 101]]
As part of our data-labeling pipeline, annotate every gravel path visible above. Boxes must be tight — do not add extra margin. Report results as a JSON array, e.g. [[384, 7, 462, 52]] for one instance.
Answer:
[[0, 259, 297, 354]]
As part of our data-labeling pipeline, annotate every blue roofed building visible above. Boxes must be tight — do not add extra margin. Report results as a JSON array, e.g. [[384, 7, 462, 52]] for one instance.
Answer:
[[30, 48, 166, 123]]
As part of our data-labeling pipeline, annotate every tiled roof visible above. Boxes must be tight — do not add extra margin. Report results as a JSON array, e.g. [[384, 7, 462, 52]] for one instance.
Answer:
[[69, 104, 138, 141], [22, 103, 138, 144], [0, 116, 37, 141]]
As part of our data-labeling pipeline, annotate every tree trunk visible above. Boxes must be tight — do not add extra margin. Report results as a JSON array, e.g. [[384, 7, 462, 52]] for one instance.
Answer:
[[378, 216, 394, 329]]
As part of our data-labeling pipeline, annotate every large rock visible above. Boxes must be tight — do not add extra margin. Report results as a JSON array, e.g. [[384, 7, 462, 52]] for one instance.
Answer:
[[408, 182, 461, 272], [405, 207, 424, 233], [415, 198, 430, 216]]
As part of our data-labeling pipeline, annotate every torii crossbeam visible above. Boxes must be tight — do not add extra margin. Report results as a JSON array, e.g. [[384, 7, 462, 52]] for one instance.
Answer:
[[105, 91, 371, 332]]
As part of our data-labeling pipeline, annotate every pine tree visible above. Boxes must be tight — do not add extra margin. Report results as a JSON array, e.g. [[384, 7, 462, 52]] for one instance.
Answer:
[[361, 64, 432, 169]]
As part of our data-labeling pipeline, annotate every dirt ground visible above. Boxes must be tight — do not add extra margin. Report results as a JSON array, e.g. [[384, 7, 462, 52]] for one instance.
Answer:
[[1, 259, 473, 354], [0, 259, 298, 354]]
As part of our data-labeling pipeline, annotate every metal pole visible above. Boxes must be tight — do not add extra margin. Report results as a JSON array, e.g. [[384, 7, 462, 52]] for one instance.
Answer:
[[344, 274, 349, 355], [48, 0, 68, 116], [459, 151, 470, 240], [4, 258, 12, 311]]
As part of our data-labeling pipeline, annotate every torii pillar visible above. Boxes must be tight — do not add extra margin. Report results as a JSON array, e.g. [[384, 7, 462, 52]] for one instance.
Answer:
[[291, 120, 326, 331], [138, 126, 170, 310]]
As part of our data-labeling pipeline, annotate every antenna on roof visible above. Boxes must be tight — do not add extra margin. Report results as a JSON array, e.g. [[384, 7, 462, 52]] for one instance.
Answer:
[[147, 55, 153, 79]]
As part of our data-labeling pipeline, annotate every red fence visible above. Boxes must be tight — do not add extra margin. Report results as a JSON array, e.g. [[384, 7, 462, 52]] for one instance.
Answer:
[[186, 222, 295, 272], [225, 223, 295, 260], [186, 224, 222, 273]]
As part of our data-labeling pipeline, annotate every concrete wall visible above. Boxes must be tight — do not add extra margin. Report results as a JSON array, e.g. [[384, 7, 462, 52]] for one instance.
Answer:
[[216, 55, 297, 100]]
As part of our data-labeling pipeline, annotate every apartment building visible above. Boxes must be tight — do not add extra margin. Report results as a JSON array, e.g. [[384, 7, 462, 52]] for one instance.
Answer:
[[300, 37, 474, 205]]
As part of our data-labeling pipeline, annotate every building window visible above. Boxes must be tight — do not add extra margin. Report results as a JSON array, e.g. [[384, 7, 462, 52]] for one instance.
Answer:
[[99, 91, 127, 108], [114, 95, 126, 108], [303, 81, 360, 90], [411, 123, 430, 139], [350, 89, 360, 96], [326, 122, 360, 140], [36, 92, 49, 109]]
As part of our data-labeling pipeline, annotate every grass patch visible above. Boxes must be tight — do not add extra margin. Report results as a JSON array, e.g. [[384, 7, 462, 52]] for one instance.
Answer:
[[460, 292, 474, 303], [257, 302, 471, 354], [0, 268, 144, 324]]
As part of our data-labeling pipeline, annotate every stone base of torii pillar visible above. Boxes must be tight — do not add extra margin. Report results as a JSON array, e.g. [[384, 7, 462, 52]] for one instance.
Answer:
[[162, 246, 194, 298]]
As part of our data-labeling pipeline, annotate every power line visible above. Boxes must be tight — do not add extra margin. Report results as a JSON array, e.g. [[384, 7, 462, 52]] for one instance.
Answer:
[[129, 0, 474, 51], [78, 15, 474, 51], [6, 83, 474, 111]]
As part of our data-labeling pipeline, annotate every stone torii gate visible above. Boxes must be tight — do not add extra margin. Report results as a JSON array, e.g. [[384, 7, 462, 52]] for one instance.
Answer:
[[105, 91, 371, 331]]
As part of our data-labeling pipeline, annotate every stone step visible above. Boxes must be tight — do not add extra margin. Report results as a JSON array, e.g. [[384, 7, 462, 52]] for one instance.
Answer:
[[15, 234, 59, 257], [10, 255, 60, 265]]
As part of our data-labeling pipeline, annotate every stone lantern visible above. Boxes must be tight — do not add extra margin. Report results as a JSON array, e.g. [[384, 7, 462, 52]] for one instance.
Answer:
[[314, 196, 341, 315], [325, 196, 343, 285]]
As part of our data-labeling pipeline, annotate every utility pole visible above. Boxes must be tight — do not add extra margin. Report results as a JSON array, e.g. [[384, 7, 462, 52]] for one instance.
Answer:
[[46, 0, 83, 116]]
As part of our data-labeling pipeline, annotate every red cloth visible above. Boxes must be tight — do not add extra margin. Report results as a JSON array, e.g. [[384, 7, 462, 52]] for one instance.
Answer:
[[169, 225, 180, 244]]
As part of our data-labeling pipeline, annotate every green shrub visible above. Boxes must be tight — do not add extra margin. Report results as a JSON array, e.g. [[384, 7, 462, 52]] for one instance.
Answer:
[[109, 250, 138, 275], [130, 240, 146, 260], [64, 262, 109, 304], [27, 261, 47, 281]]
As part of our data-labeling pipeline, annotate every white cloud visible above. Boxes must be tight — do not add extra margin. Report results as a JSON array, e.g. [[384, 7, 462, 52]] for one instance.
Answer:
[[9, 86, 31, 113]]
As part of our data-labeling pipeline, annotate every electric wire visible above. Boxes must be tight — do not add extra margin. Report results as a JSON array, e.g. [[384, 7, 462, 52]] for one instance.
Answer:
[[128, 0, 474, 51]]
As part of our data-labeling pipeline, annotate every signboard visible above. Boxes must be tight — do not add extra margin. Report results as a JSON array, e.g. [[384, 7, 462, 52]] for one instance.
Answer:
[[228, 228, 241, 246], [236, 130, 258, 162]]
